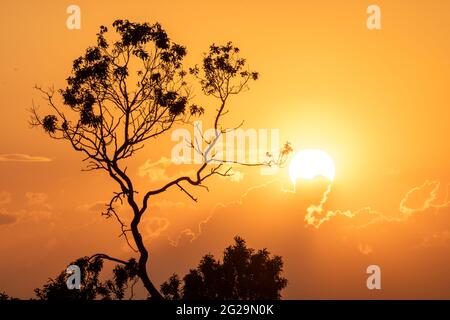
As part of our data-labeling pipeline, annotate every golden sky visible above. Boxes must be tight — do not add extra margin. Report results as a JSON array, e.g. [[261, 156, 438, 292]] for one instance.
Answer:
[[1, 0, 450, 298]]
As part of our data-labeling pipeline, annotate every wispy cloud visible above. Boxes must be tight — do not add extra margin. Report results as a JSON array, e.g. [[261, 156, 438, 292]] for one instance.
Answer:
[[0, 191, 54, 226], [168, 180, 285, 246], [304, 180, 450, 228], [304, 184, 355, 228], [400, 180, 450, 215], [0, 153, 51, 162], [76, 201, 108, 213], [143, 216, 170, 240], [138, 157, 194, 182]]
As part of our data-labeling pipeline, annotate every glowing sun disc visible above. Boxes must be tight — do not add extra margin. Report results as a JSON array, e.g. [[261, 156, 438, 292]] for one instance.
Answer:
[[289, 149, 335, 183]]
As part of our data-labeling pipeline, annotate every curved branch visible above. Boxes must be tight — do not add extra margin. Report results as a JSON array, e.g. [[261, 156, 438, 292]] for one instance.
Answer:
[[88, 253, 129, 265]]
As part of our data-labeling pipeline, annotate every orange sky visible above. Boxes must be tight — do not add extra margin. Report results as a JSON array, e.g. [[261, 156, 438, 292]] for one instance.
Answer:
[[1, 0, 450, 299]]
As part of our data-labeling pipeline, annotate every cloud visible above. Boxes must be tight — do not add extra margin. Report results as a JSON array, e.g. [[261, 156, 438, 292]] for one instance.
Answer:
[[19, 208, 54, 222], [124, 177, 450, 299], [20, 192, 54, 221], [0, 211, 18, 225], [302, 184, 383, 228], [138, 157, 194, 182], [76, 201, 108, 213], [149, 199, 190, 210], [169, 228, 197, 246], [138, 157, 172, 182], [143, 216, 170, 239], [168, 213, 216, 247], [0, 191, 54, 225], [167, 179, 450, 251], [25, 192, 50, 207], [0, 154, 51, 162], [0, 191, 12, 206], [399, 180, 449, 215], [303, 180, 450, 229], [167, 181, 289, 246], [304, 184, 354, 228]]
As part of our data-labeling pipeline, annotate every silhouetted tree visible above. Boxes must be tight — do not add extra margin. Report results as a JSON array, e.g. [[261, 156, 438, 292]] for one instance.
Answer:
[[34, 254, 138, 300], [161, 237, 288, 300], [31, 19, 291, 299], [0, 291, 11, 300]]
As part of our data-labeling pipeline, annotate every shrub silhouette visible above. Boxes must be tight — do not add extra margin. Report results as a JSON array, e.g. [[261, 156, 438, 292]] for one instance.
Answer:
[[7, 237, 287, 300], [34, 255, 139, 300], [0, 291, 12, 300], [161, 237, 287, 300]]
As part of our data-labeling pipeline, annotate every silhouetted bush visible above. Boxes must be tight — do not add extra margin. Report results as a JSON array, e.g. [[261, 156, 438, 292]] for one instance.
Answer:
[[161, 236, 288, 300], [34, 256, 138, 300]]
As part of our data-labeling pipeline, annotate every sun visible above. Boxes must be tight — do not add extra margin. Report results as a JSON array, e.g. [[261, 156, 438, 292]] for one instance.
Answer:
[[289, 149, 335, 183]]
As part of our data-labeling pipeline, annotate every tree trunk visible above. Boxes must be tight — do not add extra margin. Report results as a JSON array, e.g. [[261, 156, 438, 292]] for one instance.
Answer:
[[131, 214, 163, 299]]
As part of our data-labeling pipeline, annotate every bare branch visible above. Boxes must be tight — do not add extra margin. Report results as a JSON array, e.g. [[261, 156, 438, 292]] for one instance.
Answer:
[[88, 253, 128, 265]]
